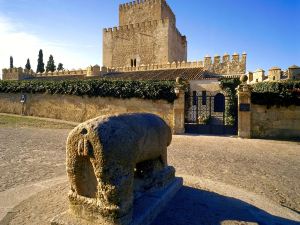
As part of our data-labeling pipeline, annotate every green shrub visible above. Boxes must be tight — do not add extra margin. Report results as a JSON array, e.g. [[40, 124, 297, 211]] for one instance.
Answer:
[[0, 79, 177, 103], [252, 81, 300, 107], [219, 78, 240, 125]]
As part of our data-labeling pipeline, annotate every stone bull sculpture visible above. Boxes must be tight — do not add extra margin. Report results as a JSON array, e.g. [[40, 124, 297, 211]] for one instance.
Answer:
[[65, 113, 177, 225]]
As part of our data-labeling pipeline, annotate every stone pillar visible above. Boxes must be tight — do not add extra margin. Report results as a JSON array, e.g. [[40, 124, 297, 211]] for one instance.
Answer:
[[173, 78, 186, 134], [237, 75, 252, 138]]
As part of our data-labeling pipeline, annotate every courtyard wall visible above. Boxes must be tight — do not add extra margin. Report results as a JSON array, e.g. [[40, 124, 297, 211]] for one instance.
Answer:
[[0, 93, 184, 133], [251, 104, 300, 139]]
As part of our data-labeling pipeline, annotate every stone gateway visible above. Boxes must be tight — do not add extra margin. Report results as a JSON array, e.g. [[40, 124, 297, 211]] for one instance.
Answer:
[[52, 113, 182, 225]]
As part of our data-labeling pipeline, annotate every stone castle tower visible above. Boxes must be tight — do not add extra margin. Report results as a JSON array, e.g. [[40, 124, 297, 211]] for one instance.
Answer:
[[103, 0, 187, 68]]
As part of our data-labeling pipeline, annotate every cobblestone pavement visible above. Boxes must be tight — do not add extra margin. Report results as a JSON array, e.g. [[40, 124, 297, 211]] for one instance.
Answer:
[[0, 128, 299, 214]]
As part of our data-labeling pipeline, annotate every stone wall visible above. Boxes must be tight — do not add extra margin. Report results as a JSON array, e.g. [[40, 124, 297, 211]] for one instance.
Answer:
[[103, 19, 170, 68], [168, 26, 187, 63], [251, 104, 300, 139], [0, 93, 184, 133], [204, 53, 246, 75], [104, 0, 187, 68], [189, 79, 221, 94], [2, 68, 34, 80], [119, 0, 175, 26], [1, 66, 106, 81], [111, 53, 246, 75]]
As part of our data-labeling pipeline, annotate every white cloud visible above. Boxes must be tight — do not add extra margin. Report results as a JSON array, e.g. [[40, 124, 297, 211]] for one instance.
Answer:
[[0, 15, 99, 78]]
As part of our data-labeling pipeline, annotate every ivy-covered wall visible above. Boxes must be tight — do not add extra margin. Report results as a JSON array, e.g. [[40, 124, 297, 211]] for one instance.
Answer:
[[250, 81, 300, 139], [251, 81, 300, 107], [0, 79, 186, 133]]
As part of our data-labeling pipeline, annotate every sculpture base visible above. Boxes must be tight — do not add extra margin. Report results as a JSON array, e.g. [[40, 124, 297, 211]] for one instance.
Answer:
[[51, 177, 183, 225]]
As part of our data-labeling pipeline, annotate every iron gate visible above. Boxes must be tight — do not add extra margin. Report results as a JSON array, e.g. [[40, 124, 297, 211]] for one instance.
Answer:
[[185, 91, 237, 135]]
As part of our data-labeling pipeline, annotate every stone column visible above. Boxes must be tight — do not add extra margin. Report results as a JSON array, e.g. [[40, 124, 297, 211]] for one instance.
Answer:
[[173, 78, 186, 134], [237, 75, 252, 138]]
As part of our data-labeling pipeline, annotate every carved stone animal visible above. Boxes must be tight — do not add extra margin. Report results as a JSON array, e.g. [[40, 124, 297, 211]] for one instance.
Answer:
[[66, 113, 173, 224]]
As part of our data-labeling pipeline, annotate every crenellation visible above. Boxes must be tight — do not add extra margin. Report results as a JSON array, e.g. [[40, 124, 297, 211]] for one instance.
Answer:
[[232, 53, 240, 62], [223, 53, 230, 63], [104, 18, 169, 35], [119, 0, 163, 12], [242, 52, 247, 62], [105, 53, 246, 75], [204, 55, 212, 68], [84, 1, 249, 77], [214, 55, 221, 64]]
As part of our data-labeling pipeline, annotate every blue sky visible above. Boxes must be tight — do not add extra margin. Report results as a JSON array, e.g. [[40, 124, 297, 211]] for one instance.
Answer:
[[0, 0, 299, 75]]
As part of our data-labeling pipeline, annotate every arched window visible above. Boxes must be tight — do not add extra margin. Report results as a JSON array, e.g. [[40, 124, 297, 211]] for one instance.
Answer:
[[134, 59, 137, 67], [131, 59, 134, 67]]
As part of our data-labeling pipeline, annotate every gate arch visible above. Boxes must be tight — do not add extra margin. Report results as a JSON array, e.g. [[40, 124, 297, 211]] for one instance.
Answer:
[[185, 91, 237, 135], [214, 93, 225, 112]]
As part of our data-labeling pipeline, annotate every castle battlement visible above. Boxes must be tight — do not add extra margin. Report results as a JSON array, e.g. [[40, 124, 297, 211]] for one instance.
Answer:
[[203, 53, 247, 75], [104, 0, 186, 68], [107, 53, 246, 75], [2, 67, 35, 80], [204, 52, 247, 65], [103, 18, 170, 34], [119, 0, 166, 10]]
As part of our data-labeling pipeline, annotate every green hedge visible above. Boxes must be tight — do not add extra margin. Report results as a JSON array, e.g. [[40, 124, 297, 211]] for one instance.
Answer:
[[0, 79, 177, 103], [252, 81, 300, 107]]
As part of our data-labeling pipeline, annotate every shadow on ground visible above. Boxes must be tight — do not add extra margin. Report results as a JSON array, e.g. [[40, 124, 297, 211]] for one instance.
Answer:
[[152, 186, 300, 225], [1, 184, 299, 225]]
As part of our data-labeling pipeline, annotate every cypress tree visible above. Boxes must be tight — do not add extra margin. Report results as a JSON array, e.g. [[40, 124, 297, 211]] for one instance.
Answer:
[[10, 56, 13, 69], [57, 63, 64, 71], [25, 58, 31, 70], [36, 49, 45, 73], [46, 55, 56, 72]]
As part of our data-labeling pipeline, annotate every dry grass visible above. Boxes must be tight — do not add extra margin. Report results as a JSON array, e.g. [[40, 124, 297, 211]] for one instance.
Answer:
[[0, 115, 76, 129]]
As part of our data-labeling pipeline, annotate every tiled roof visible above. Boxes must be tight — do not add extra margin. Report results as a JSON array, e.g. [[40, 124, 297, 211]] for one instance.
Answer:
[[27, 75, 86, 80], [289, 65, 300, 69], [28, 68, 235, 81], [101, 68, 216, 81]]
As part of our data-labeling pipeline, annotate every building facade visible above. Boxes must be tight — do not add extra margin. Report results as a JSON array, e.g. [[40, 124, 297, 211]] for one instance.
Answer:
[[103, 0, 187, 68]]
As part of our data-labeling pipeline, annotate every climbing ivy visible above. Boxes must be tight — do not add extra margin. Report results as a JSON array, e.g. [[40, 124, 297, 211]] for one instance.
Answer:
[[251, 81, 300, 107], [219, 78, 241, 126]]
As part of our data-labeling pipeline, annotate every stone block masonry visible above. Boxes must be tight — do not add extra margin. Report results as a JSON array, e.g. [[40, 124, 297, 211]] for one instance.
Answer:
[[103, 0, 187, 68], [111, 53, 246, 75], [0, 92, 185, 134], [119, 0, 176, 26], [251, 104, 300, 139]]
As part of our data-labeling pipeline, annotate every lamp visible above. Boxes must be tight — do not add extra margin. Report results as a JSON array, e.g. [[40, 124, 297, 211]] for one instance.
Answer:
[[174, 87, 180, 96]]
